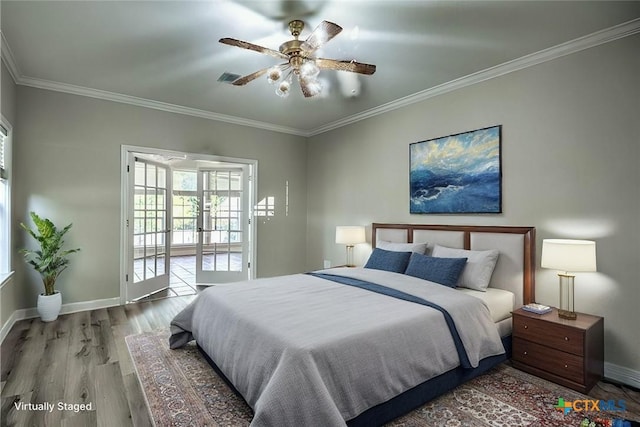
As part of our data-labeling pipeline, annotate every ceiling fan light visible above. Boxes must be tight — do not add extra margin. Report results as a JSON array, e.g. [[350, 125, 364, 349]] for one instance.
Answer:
[[304, 78, 323, 97], [266, 66, 282, 84], [276, 80, 291, 98], [300, 61, 320, 79]]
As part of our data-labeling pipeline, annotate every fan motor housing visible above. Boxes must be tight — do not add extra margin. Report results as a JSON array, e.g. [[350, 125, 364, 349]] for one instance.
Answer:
[[279, 40, 303, 56]]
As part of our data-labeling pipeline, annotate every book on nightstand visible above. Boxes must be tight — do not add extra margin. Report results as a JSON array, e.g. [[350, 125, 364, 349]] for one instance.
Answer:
[[521, 303, 552, 314]]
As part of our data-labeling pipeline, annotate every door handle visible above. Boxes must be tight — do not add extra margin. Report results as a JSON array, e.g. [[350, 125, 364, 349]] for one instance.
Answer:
[[198, 227, 203, 233]]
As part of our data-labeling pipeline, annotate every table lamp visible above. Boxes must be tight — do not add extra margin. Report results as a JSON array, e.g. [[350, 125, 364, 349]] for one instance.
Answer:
[[541, 239, 597, 320], [335, 226, 366, 267]]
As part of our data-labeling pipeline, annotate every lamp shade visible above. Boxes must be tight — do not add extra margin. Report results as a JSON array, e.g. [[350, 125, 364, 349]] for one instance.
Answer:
[[335, 226, 366, 245], [541, 239, 597, 272]]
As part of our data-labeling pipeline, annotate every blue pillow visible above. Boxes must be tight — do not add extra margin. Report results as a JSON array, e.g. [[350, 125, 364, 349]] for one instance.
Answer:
[[404, 253, 467, 287], [364, 248, 412, 273]]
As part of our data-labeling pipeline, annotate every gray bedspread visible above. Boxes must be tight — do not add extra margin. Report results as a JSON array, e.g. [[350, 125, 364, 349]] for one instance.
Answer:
[[170, 267, 505, 426]]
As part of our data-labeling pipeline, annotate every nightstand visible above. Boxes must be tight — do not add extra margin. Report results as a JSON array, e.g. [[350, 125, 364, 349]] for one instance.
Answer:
[[511, 307, 604, 393]]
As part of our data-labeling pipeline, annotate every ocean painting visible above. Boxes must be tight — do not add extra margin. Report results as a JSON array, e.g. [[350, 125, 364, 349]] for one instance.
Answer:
[[410, 126, 502, 214]]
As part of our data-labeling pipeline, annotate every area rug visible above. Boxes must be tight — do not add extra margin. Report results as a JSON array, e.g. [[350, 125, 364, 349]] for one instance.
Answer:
[[126, 332, 639, 427]]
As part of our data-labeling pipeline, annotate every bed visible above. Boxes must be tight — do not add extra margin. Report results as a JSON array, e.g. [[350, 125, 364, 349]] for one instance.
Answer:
[[170, 223, 535, 426]]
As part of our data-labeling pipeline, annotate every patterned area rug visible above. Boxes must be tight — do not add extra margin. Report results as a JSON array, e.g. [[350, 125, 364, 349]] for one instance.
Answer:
[[126, 332, 639, 427]]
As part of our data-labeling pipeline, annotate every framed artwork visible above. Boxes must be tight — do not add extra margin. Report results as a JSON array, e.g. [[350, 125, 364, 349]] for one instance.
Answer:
[[410, 125, 502, 214]]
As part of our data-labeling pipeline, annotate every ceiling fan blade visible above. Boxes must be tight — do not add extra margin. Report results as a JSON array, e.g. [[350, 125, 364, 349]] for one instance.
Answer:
[[219, 37, 288, 60], [231, 68, 272, 86], [301, 21, 342, 52], [315, 58, 376, 75]]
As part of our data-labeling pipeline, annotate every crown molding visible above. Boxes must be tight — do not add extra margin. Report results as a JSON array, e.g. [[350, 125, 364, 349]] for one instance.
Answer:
[[0, 31, 22, 84], [307, 18, 640, 136], [3, 18, 639, 138], [17, 76, 309, 136]]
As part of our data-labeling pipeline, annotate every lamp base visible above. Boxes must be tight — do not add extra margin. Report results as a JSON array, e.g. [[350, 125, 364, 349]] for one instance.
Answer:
[[345, 245, 355, 268], [557, 273, 576, 320], [558, 309, 577, 320]]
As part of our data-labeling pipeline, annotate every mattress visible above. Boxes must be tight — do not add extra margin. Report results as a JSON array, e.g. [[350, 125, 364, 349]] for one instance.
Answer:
[[458, 287, 515, 337], [458, 287, 515, 323]]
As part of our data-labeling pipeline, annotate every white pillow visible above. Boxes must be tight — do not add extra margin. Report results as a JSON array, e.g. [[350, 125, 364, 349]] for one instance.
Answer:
[[376, 240, 430, 255], [431, 244, 499, 291]]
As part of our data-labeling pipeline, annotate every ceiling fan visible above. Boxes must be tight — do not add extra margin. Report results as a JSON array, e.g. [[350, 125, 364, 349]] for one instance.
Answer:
[[219, 20, 376, 98]]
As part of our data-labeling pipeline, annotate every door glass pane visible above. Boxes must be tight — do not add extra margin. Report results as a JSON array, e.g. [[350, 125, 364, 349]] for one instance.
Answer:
[[146, 211, 156, 232], [146, 164, 156, 187], [156, 232, 165, 248], [134, 187, 145, 209], [146, 255, 156, 277], [157, 189, 165, 210], [217, 218, 229, 231], [216, 172, 229, 191], [230, 173, 242, 191], [229, 196, 240, 211], [134, 217, 144, 234], [157, 168, 166, 187], [135, 163, 145, 186]]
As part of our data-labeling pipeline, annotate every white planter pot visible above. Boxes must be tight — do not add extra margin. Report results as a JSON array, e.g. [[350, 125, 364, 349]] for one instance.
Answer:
[[37, 291, 62, 322]]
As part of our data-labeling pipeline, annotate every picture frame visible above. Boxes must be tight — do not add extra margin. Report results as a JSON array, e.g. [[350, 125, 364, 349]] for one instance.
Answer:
[[409, 125, 502, 214]]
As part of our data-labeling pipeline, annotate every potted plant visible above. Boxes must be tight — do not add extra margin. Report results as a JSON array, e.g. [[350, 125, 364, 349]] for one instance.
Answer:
[[20, 212, 80, 322]]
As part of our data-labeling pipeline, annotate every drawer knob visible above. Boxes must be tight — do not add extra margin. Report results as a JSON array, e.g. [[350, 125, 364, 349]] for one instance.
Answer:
[[523, 351, 528, 356], [524, 325, 528, 329], [564, 364, 568, 368], [564, 337, 569, 341]]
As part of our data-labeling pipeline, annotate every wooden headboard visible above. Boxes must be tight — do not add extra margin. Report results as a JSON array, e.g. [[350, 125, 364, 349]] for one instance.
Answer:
[[372, 223, 536, 307]]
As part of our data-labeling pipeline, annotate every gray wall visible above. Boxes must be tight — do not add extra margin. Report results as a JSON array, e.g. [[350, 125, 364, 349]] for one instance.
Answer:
[[306, 35, 640, 373], [1, 61, 16, 124], [11, 86, 308, 309]]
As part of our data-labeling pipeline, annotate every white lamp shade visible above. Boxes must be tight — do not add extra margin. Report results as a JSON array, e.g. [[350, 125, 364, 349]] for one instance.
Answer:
[[336, 226, 366, 245], [541, 239, 597, 272]]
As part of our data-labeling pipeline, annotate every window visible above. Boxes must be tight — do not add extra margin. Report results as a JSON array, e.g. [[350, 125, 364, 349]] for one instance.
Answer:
[[0, 123, 11, 276]]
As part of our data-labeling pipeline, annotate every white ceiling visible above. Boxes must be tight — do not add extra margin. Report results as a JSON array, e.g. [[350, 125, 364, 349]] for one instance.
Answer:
[[2, 1, 639, 136]]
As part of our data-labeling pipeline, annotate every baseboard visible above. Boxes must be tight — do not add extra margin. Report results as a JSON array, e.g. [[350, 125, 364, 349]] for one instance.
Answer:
[[0, 296, 121, 344], [605, 362, 640, 390], [0, 309, 19, 344]]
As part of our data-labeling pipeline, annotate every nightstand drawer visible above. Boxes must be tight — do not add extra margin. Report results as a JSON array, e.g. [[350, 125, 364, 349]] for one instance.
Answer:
[[513, 337, 584, 384], [513, 315, 584, 355]]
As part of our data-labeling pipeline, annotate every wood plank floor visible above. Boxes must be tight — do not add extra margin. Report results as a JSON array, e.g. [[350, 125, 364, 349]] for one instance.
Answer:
[[1, 295, 638, 426], [1, 295, 195, 427]]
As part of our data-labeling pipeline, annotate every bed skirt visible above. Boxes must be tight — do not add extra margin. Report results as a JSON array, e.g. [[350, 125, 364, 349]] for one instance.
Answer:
[[197, 335, 512, 426]]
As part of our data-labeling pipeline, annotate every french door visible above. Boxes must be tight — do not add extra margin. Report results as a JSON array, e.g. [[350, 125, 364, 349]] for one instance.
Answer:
[[196, 166, 250, 283], [127, 156, 171, 300], [121, 146, 256, 303]]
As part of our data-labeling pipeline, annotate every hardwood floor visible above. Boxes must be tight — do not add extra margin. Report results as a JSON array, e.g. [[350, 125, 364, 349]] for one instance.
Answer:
[[1, 295, 195, 427], [1, 295, 638, 426]]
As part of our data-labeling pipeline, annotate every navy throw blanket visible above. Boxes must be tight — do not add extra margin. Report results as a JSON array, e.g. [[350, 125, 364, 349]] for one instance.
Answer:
[[307, 272, 472, 369]]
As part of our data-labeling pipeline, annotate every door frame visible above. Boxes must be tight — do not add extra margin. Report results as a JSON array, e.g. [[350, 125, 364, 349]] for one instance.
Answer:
[[120, 145, 258, 304]]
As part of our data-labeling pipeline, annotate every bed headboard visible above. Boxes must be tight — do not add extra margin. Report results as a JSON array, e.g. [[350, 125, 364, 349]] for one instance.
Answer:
[[372, 223, 535, 307]]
